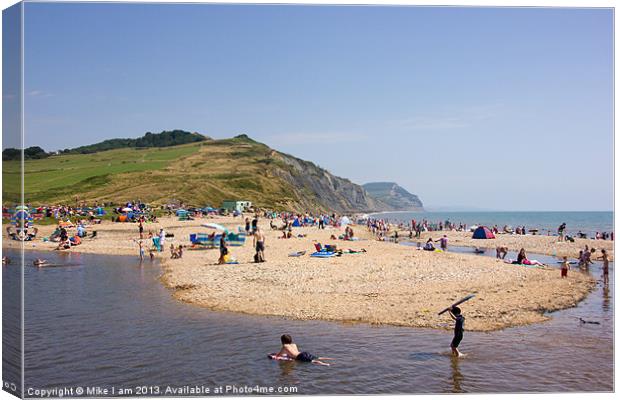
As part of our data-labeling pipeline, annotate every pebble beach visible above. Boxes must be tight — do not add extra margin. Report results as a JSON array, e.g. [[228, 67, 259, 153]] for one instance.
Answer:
[[5, 215, 601, 332]]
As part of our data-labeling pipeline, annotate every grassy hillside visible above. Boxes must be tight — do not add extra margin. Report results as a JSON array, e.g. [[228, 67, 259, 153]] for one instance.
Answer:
[[3, 135, 373, 212]]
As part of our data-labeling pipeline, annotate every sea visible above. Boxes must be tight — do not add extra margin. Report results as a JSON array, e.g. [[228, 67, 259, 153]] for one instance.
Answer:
[[369, 211, 613, 237]]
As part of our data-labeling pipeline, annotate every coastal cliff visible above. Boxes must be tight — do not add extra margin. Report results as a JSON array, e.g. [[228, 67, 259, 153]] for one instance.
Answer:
[[362, 182, 424, 211]]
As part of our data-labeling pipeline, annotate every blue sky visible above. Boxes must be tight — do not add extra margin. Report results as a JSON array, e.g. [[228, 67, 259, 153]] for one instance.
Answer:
[[4, 3, 614, 210]]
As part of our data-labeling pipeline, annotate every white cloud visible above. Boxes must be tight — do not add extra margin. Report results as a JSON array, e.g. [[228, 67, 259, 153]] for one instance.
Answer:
[[26, 90, 53, 98]]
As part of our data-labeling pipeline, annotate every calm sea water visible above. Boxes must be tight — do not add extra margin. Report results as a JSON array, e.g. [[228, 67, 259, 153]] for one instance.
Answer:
[[1, 248, 614, 396], [370, 211, 614, 237]]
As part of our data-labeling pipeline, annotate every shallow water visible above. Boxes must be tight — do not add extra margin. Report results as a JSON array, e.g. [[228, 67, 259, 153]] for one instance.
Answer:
[[371, 211, 613, 238], [2, 248, 614, 395]]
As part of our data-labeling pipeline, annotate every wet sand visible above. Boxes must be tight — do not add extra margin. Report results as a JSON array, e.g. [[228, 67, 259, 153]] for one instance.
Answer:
[[4, 216, 597, 331]]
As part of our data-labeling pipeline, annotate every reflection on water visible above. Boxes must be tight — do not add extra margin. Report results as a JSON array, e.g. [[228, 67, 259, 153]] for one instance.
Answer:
[[450, 357, 463, 393], [603, 283, 611, 312], [2, 248, 613, 394]]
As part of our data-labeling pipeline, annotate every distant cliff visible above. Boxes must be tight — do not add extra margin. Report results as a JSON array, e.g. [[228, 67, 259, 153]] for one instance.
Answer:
[[362, 182, 424, 211], [270, 150, 389, 213]]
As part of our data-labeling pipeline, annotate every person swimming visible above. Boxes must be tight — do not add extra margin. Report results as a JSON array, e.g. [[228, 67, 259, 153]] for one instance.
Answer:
[[33, 258, 48, 267], [275, 334, 332, 366]]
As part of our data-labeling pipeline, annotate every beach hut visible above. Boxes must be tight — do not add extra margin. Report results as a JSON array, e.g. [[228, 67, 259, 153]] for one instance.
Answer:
[[176, 209, 189, 220], [472, 226, 495, 239]]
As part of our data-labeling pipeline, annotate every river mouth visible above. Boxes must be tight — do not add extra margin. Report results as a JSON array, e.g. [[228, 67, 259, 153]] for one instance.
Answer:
[[3, 248, 613, 395]]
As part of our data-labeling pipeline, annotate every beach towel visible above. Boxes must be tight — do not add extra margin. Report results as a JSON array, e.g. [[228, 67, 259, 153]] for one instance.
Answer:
[[289, 251, 306, 257], [311, 251, 336, 258]]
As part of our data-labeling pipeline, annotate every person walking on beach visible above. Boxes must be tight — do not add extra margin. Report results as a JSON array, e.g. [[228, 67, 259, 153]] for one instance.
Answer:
[[218, 234, 228, 264], [448, 307, 465, 358], [253, 227, 266, 263], [251, 215, 259, 235], [558, 223, 566, 242], [159, 228, 166, 251]]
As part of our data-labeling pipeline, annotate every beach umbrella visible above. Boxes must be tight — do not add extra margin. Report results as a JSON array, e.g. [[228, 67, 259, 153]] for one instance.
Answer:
[[122, 207, 132, 212], [15, 205, 29, 211], [202, 223, 229, 232]]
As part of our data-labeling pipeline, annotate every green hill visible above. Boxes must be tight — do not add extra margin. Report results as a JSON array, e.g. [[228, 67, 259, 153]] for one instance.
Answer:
[[3, 135, 389, 213]]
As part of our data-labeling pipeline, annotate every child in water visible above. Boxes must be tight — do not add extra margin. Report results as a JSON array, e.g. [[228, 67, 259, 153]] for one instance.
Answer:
[[560, 256, 570, 278], [275, 334, 332, 366], [599, 249, 609, 284], [448, 307, 465, 357]]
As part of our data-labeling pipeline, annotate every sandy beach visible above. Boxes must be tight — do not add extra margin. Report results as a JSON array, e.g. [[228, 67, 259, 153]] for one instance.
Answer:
[[4, 215, 599, 332], [395, 229, 615, 261]]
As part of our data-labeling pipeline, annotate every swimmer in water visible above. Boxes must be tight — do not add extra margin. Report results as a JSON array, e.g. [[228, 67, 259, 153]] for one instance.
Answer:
[[275, 334, 333, 366], [33, 258, 48, 267]]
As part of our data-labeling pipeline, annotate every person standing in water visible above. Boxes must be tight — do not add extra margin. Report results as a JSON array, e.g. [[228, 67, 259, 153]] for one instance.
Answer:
[[138, 239, 145, 261], [599, 249, 610, 284], [436, 235, 448, 251], [448, 306, 465, 358]]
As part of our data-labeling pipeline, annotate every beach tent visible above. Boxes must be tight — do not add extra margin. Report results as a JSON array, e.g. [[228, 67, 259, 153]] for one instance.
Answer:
[[340, 216, 351, 226], [12, 208, 33, 229], [292, 218, 301, 227], [472, 226, 495, 239]]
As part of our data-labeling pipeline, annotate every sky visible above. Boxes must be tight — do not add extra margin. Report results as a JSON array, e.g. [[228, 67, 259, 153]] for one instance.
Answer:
[[2, 3, 614, 211]]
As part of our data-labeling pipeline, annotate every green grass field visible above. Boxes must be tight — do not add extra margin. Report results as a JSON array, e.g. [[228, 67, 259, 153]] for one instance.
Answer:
[[3, 144, 201, 204], [2, 138, 312, 210]]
